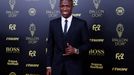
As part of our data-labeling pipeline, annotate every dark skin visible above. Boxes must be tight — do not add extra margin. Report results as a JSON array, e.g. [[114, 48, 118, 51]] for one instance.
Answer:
[[60, 0, 73, 18], [46, 0, 77, 75], [60, 0, 76, 56]]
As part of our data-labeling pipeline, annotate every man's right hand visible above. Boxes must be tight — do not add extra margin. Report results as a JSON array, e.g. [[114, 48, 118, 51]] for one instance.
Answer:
[[46, 68, 52, 75]]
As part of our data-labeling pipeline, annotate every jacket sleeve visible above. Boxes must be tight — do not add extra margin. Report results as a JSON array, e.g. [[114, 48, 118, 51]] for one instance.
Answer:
[[78, 21, 90, 54], [46, 21, 54, 67]]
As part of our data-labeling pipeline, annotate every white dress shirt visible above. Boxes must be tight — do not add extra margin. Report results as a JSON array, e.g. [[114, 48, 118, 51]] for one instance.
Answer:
[[61, 15, 73, 33]]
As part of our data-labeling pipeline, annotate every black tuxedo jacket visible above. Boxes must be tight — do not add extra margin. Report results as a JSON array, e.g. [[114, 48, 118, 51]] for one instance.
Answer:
[[46, 16, 90, 75]]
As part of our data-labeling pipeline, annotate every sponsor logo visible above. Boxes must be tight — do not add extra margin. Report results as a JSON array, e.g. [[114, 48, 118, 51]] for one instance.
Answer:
[[6, 37, 19, 41], [89, 0, 104, 17], [89, 38, 104, 43], [116, 7, 125, 16], [26, 64, 39, 67], [89, 49, 104, 56], [9, 72, 16, 75], [28, 8, 36, 16], [90, 63, 103, 69], [9, 24, 16, 31], [26, 23, 39, 44], [6, 0, 19, 17], [29, 50, 36, 57], [112, 67, 128, 71], [46, 0, 60, 17], [115, 53, 124, 60], [6, 47, 20, 53], [92, 24, 102, 31], [112, 23, 128, 46], [73, 0, 78, 6], [7, 60, 19, 66], [72, 13, 81, 17]]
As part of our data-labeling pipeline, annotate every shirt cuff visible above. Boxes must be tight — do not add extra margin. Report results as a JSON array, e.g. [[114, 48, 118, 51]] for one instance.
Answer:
[[75, 48, 79, 54], [46, 67, 51, 69]]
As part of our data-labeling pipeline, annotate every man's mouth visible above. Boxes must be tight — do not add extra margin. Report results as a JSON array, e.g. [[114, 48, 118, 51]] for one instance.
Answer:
[[63, 12, 68, 14]]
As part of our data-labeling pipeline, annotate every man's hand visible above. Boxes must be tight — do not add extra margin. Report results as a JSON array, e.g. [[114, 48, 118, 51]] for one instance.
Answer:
[[63, 43, 77, 56], [46, 68, 52, 75]]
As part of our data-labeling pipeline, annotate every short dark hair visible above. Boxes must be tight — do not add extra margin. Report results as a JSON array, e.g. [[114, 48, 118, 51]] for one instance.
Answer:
[[60, 0, 73, 6]]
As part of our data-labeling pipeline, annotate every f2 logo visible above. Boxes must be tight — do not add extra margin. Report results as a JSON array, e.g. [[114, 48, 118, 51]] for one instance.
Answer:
[[115, 53, 124, 60], [29, 50, 36, 58], [92, 24, 101, 31], [9, 24, 16, 31]]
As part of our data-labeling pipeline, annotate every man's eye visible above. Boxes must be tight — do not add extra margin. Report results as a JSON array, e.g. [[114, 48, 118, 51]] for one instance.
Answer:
[[60, 5, 71, 7]]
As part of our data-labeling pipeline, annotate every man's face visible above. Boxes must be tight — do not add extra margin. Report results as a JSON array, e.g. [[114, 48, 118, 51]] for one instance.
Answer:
[[60, 0, 73, 18]]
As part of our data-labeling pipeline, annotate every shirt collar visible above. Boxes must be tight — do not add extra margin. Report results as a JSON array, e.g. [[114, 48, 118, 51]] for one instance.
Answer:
[[61, 15, 73, 22]]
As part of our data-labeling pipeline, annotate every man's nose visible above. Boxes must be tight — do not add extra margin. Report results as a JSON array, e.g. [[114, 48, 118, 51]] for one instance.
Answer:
[[63, 6, 68, 10]]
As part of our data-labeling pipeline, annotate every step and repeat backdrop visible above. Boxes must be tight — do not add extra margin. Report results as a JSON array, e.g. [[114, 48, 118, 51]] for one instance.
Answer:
[[0, 0, 134, 75]]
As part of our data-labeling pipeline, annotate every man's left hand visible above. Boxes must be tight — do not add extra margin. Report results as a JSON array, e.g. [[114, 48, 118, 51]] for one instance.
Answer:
[[63, 43, 78, 56]]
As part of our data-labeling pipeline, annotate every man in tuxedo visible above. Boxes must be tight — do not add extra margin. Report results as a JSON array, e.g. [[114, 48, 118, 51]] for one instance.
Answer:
[[46, 0, 90, 75]]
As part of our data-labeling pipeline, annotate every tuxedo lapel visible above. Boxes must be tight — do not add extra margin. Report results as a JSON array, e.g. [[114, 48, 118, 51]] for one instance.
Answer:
[[56, 18, 63, 35], [67, 17, 76, 35]]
